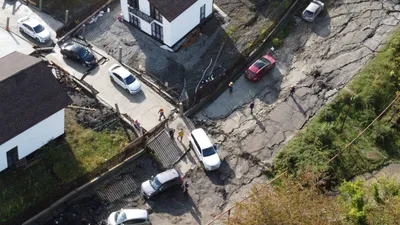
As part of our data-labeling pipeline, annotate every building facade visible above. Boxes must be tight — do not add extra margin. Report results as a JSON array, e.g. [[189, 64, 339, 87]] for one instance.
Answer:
[[121, 0, 213, 47]]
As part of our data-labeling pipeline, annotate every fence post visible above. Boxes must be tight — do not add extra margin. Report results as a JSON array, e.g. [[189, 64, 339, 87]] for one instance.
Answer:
[[65, 10, 69, 24], [119, 46, 122, 62], [179, 102, 184, 117], [82, 24, 86, 39], [6, 17, 10, 31], [227, 209, 231, 225], [39, 0, 43, 11]]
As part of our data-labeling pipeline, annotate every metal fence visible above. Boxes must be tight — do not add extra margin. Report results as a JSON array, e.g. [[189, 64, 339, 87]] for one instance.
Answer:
[[55, 0, 111, 38], [3, 118, 168, 225]]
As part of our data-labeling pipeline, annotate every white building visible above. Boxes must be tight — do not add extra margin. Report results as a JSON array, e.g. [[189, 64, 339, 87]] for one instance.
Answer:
[[0, 52, 72, 172], [120, 0, 213, 48]]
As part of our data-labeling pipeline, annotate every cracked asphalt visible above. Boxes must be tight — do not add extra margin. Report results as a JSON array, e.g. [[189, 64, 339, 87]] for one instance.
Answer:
[[38, 1, 400, 225]]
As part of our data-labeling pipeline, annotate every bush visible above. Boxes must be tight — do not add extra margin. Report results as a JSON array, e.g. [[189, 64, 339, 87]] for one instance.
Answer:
[[272, 37, 283, 48]]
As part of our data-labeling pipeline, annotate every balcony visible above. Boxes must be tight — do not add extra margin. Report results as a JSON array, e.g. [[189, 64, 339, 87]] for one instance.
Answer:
[[128, 6, 154, 23]]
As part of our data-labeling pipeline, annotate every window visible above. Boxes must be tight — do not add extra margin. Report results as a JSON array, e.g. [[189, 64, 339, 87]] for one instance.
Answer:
[[151, 23, 163, 41], [6, 147, 18, 168], [150, 4, 162, 23], [128, 0, 139, 9], [130, 14, 141, 28], [200, 4, 206, 21]]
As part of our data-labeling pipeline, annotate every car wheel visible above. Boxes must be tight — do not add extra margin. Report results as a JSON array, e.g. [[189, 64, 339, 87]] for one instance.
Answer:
[[81, 61, 87, 67], [35, 37, 40, 43], [125, 88, 131, 94]]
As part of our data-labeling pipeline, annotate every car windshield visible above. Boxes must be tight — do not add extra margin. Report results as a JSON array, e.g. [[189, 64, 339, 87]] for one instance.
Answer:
[[124, 75, 136, 84], [77, 47, 89, 58], [115, 211, 127, 224], [304, 10, 314, 17], [150, 176, 162, 190], [33, 24, 45, 33], [203, 146, 216, 157]]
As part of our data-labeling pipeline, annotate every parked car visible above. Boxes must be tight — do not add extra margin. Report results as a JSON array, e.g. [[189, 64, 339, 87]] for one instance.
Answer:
[[107, 208, 151, 225], [17, 16, 51, 43], [188, 128, 221, 171], [108, 64, 142, 94], [244, 54, 276, 82], [141, 169, 183, 199], [302, 0, 325, 22], [60, 42, 96, 67]]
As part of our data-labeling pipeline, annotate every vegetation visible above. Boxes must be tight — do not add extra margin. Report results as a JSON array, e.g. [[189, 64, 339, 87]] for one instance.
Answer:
[[0, 109, 129, 223], [230, 178, 400, 225], [274, 28, 400, 182]]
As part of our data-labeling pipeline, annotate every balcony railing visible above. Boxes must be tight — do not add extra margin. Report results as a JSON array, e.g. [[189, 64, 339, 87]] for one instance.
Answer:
[[128, 6, 154, 23]]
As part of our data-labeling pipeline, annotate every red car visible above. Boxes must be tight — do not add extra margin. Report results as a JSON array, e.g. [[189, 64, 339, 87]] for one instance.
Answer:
[[245, 54, 276, 81]]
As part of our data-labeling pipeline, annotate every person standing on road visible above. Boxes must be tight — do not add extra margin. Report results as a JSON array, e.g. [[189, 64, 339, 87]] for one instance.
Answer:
[[169, 128, 175, 139], [177, 128, 184, 141], [250, 101, 255, 115], [228, 82, 233, 94], [289, 85, 296, 97], [158, 108, 166, 121], [133, 120, 141, 130]]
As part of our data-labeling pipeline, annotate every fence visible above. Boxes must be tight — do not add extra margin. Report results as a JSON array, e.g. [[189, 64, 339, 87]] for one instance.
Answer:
[[55, 0, 111, 39], [185, 0, 304, 117], [3, 118, 168, 225]]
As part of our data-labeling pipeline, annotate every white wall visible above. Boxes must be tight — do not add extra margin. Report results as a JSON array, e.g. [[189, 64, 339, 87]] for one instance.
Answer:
[[0, 109, 66, 171], [138, 0, 150, 15], [121, 0, 130, 21], [169, 0, 213, 46]]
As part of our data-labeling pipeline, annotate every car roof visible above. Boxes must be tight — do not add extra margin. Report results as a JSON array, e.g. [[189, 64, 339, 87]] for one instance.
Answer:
[[306, 2, 321, 13], [62, 42, 84, 51], [121, 209, 148, 220], [191, 128, 213, 149], [156, 169, 180, 183], [111, 65, 132, 79], [23, 18, 40, 27]]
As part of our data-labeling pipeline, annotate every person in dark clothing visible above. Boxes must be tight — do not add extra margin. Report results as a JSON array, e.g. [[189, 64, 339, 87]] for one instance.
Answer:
[[182, 181, 189, 194], [289, 85, 296, 96], [169, 128, 175, 139], [249, 101, 255, 114]]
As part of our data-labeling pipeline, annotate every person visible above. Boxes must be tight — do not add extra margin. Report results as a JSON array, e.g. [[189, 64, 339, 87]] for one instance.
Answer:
[[133, 120, 141, 130], [182, 181, 189, 194], [289, 85, 296, 96], [158, 108, 166, 121], [177, 128, 184, 141], [250, 101, 255, 114], [169, 128, 175, 139], [228, 81, 233, 94]]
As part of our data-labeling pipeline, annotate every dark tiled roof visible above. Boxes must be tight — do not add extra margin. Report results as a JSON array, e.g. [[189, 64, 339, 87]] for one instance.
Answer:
[[0, 52, 72, 145], [148, 0, 197, 22]]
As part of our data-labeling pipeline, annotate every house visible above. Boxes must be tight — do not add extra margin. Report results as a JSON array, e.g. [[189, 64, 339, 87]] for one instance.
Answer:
[[120, 0, 213, 48], [0, 52, 72, 172]]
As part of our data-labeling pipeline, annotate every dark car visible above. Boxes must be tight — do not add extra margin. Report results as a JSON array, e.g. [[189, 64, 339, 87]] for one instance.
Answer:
[[60, 42, 96, 67], [245, 54, 276, 82]]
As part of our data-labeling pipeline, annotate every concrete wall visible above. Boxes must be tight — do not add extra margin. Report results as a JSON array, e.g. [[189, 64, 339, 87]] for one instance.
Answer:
[[169, 0, 213, 46], [0, 109, 66, 171]]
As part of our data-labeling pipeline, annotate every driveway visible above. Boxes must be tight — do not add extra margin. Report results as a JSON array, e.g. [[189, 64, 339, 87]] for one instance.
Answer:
[[0, 0, 62, 46]]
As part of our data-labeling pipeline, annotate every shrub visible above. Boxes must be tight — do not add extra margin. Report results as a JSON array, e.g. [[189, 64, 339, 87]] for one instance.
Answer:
[[272, 37, 283, 48]]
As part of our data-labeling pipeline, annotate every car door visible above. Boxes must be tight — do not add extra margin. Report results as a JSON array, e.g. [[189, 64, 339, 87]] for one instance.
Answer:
[[23, 24, 34, 37], [191, 135, 202, 160], [113, 73, 126, 88]]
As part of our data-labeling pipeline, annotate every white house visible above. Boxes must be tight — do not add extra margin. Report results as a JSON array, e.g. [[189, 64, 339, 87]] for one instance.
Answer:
[[120, 0, 213, 48], [0, 52, 72, 172]]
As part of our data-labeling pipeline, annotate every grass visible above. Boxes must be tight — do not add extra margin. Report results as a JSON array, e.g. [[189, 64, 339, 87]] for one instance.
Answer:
[[0, 109, 129, 223], [274, 28, 400, 182]]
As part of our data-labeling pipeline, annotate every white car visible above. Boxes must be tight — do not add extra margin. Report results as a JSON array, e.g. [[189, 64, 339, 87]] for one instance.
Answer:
[[189, 128, 221, 171], [302, 1, 325, 22], [17, 16, 51, 43], [108, 64, 142, 94], [107, 209, 151, 225]]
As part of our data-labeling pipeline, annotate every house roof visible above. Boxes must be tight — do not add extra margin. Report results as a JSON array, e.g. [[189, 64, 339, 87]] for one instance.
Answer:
[[0, 52, 72, 145], [148, 0, 197, 22]]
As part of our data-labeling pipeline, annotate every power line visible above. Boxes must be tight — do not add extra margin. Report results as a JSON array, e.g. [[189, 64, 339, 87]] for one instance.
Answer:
[[206, 93, 400, 224]]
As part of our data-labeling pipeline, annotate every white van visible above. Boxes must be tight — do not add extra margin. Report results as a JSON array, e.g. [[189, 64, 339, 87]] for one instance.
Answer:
[[188, 128, 221, 171]]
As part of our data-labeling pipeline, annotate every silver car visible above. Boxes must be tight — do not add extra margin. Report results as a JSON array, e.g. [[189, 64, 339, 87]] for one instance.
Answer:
[[107, 208, 151, 225], [141, 169, 183, 199], [302, 0, 325, 22]]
